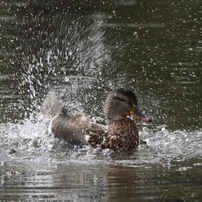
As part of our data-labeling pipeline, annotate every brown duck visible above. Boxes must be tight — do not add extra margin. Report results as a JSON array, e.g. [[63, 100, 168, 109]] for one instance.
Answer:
[[43, 88, 151, 152]]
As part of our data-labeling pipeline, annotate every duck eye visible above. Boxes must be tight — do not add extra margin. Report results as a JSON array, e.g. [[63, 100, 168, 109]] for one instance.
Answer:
[[114, 97, 126, 102]]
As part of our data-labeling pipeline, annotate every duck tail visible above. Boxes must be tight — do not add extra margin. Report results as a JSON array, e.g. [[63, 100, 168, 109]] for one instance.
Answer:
[[41, 91, 63, 117]]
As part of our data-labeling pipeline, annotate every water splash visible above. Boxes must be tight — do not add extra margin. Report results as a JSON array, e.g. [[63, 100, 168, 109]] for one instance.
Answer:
[[2, 9, 116, 123], [7, 13, 111, 95], [1, 112, 201, 169]]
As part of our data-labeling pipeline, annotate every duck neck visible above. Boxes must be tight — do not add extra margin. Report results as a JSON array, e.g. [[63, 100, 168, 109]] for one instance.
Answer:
[[106, 116, 130, 126]]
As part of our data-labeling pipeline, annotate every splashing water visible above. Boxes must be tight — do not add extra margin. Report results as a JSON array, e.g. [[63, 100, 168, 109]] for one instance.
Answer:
[[1, 4, 201, 169], [2, 11, 116, 122], [1, 110, 201, 169], [1, 2, 202, 200]]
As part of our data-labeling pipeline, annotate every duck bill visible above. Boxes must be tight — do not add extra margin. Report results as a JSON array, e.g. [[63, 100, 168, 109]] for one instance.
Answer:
[[130, 107, 152, 122]]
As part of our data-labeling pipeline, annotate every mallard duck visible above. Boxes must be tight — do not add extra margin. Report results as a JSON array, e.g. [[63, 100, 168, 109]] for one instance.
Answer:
[[43, 88, 151, 151]]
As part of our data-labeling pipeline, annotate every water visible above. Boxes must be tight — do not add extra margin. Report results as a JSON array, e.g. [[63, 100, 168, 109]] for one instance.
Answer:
[[0, 0, 202, 201]]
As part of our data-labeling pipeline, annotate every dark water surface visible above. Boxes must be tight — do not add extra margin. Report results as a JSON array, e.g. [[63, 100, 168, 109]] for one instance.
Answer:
[[0, 0, 202, 201]]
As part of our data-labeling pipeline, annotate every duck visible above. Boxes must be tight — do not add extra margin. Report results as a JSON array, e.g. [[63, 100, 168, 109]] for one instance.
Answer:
[[42, 88, 151, 152]]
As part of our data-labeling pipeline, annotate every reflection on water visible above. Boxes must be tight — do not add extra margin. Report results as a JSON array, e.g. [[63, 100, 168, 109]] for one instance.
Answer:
[[0, 0, 202, 201], [2, 160, 202, 201]]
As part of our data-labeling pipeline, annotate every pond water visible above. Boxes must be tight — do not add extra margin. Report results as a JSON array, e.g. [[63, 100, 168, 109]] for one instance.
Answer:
[[0, 0, 202, 201]]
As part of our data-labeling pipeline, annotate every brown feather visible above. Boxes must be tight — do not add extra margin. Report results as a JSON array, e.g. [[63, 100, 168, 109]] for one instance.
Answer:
[[87, 118, 138, 151]]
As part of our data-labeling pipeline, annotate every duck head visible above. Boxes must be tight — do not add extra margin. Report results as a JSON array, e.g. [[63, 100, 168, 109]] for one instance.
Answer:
[[104, 88, 152, 124]]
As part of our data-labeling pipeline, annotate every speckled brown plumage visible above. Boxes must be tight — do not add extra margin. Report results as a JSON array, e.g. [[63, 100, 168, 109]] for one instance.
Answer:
[[87, 118, 139, 151]]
